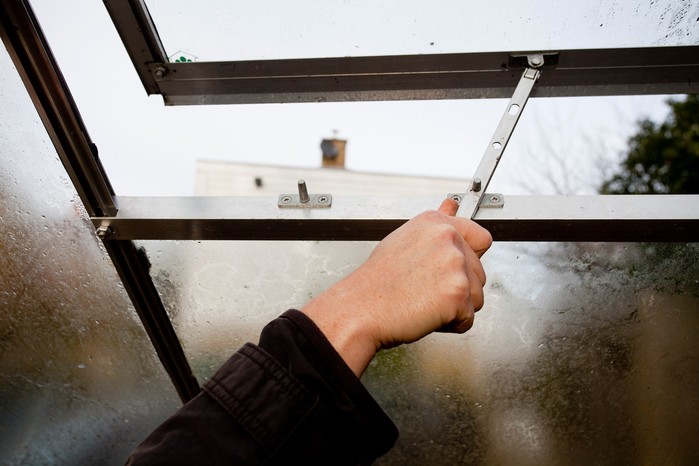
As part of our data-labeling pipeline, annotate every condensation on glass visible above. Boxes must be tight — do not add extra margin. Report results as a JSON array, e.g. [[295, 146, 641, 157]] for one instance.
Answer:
[[139, 240, 376, 381], [369, 242, 699, 465], [0, 46, 180, 465], [146, 0, 699, 61], [141, 237, 699, 465]]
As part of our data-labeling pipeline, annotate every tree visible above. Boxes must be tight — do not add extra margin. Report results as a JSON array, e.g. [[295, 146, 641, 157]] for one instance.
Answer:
[[601, 94, 699, 194]]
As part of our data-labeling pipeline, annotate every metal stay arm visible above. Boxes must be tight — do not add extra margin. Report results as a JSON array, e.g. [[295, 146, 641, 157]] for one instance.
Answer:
[[457, 66, 541, 219]]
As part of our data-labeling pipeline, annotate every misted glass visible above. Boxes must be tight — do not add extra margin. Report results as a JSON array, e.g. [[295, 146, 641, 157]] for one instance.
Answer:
[[0, 41, 180, 465]]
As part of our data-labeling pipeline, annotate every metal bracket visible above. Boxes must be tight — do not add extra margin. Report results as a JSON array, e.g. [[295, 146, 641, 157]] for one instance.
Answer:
[[278, 180, 332, 208], [509, 52, 559, 69], [448, 193, 504, 208], [95, 225, 115, 239]]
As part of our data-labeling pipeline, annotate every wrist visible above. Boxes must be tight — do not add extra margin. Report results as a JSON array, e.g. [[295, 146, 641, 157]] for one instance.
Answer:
[[301, 277, 380, 378]]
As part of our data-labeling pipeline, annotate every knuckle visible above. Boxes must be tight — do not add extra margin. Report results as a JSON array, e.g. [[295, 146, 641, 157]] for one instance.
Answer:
[[448, 274, 471, 300], [484, 230, 493, 248], [420, 209, 442, 222], [437, 224, 461, 244], [455, 309, 475, 333], [479, 229, 493, 253]]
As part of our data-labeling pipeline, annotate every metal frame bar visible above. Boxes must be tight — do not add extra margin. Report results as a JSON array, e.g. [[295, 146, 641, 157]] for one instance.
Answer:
[[152, 47, 699, 105], [92, 195, 699, 242], [103, 0, 699, 105], [1, 0, 200, 403], [0, 0, 117, 217], [103, 240, 200, 401], [102, 0, 166, 95]]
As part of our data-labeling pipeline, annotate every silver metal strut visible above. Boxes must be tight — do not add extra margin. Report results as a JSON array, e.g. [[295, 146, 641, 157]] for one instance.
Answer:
[[457, 64, 541, 219]]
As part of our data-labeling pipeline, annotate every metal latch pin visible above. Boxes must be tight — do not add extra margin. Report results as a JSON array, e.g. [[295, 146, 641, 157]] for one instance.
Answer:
[[278, 180, 332, 208], [298, 180, 310, 203]]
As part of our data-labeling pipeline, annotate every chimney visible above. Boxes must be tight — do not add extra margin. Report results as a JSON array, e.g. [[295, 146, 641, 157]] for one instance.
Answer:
[[320, 137, 347, 168]]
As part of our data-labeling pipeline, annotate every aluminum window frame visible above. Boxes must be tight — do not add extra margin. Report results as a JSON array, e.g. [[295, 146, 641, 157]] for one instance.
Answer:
[[104, 1, 699, 105]]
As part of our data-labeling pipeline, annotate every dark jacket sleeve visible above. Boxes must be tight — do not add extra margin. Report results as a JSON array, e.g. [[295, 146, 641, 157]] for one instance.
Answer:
[[126, 309, 398, 465]]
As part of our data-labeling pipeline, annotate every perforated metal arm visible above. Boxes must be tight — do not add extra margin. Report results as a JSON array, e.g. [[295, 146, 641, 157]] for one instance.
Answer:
[[457, 65, 541, 219]]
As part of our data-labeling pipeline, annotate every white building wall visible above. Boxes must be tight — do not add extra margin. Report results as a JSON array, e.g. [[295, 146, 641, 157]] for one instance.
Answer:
[[196, 160, 469, 197]]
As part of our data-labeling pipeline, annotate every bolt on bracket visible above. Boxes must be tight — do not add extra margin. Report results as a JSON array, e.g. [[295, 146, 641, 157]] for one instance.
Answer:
[[95, 225, 115, 239], [448, 193, 504, 208], [153, 65, 168, 79], [278, 180, 332, 208], [508, 52, 559, 69]]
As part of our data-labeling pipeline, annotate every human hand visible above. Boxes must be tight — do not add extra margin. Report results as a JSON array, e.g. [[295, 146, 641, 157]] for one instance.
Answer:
[[302, 199, 493, 377]]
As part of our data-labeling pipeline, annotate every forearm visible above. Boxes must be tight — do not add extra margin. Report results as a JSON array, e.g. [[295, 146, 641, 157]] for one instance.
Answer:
[[301, 268, 380, 378]]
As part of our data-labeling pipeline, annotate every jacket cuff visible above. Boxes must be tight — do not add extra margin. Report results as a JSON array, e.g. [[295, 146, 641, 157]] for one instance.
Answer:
[[261, 309, 399, 460]]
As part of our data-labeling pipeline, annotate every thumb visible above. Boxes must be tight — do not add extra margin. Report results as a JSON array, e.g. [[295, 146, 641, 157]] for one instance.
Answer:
[[437, 198, 493, 258], [437, 198, 459, 216]]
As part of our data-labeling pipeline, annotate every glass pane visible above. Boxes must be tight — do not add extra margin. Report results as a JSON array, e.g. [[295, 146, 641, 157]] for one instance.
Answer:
[[143, 239, 699, 464], [146, 0, 699, 61], [141, 240, 376, 381], [368, 241, 699, 465], [0, 43, 179, 464]]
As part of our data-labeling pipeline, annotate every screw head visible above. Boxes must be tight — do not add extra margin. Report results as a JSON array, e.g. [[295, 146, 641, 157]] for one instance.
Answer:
[[318, 196, 328, 204], [281, 196, 291, 204], [450, 194, 462, 202], [489, 195, 501, 203], [530, 56, 543, 66]]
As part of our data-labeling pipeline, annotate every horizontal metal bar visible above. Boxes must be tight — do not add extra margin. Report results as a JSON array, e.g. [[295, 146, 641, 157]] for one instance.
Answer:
[[104, 0, 698, 104], [92, 195, 699, 242], [103, 0, 698, 104], [144, 46, 698, 105]]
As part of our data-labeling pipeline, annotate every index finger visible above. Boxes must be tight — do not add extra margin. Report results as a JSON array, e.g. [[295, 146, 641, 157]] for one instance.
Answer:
[[437, 198, 493, 257]]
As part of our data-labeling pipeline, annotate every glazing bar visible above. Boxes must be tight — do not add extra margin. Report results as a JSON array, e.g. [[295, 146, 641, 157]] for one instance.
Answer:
[[91, 195, 699, 242], [149, 47, 699, 105], [103, 0, 166, 95]]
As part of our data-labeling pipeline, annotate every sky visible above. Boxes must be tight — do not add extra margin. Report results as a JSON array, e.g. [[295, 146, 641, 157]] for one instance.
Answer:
[[27, 0, 699, 196]]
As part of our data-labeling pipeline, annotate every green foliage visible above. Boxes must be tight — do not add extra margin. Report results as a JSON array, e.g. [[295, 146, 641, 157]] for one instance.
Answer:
[[601, 94, 699, 194]]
